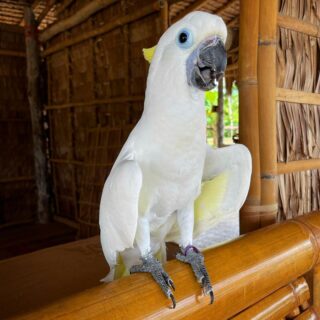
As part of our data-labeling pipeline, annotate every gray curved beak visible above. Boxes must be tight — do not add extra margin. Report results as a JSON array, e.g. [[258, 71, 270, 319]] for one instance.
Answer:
[[186, 36, 227, 91]]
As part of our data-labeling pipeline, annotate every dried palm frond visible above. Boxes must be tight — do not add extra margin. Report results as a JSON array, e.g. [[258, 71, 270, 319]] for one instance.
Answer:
[[277, 0, 320, 220]]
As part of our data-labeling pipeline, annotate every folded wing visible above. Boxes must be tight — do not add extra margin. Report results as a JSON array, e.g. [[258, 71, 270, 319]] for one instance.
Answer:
[[99, 160, 143, 253]]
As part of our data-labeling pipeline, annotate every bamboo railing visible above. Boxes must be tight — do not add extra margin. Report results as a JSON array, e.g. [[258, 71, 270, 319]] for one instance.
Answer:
[[14, 213, 320, 320]]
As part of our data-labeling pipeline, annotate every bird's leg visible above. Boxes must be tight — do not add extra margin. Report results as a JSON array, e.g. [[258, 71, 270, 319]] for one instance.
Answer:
[[176, 203, 214, 304], [176, 245, 214, 303], [130, 217, 176, 308], [130, 253, 176, 308]]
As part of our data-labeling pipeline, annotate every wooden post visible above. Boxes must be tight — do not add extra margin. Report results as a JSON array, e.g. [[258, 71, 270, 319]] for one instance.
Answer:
[[24, 6, 50, 223], [238, 0, 261, 233], [217, 77, 224, 147], [312, 265, 320, 310], [160, 0, 169, 32], [257, 0, 278, 227]]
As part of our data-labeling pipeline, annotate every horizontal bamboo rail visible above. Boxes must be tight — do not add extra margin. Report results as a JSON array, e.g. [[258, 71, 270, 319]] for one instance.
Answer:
[[0, 219, 35, 231], [53, 215, 79, 230], [276, 88, 320, 105], [0, 176, 34, 183], [14, 213, 320, 320], [278, 159, 320, 174], [50, 158, 113, 167], [277, 14, 320, 38], [295, 308, 319, 319], [231, 277, 310, 319], [44, 96, 144, 110], [39, 0, 117, 42], [42, 2, 161, 56], [0, 49, 26, 58], [226, 63, 238, 72]]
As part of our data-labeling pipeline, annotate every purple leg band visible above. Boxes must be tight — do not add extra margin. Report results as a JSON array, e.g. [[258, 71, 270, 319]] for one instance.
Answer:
[[184, 245, 200, 256]]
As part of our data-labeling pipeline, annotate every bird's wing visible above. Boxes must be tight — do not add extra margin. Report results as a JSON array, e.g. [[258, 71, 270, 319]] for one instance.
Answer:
[[193, 144, 252, 238], [99, 159, 142, 252], [166, 144, 251, 242]]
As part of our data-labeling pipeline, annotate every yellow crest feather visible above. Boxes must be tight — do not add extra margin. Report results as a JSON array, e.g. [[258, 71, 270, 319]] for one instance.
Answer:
[[143, 46, 156, 63]]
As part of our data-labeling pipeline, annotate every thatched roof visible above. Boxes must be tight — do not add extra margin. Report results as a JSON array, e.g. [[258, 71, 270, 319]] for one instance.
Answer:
[[170, 0, 239, 27], [0, 0, 239, 31], [0, 0, 57, 30]]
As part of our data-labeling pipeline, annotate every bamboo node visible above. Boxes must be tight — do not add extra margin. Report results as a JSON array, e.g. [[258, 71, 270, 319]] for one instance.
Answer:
[[261, 174, 276, 180], [258, 39, 277, 46]]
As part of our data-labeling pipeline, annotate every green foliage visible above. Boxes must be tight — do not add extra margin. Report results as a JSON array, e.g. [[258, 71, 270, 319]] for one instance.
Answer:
[[224, 84, 239, 138], [205, 82, 239, 144]]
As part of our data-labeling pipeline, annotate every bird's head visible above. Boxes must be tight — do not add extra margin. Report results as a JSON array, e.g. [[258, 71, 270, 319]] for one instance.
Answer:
[[144, 11, 227, 92]]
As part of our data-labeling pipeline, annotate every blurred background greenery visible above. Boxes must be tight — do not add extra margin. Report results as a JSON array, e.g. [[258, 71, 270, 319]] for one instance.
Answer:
[[205, 81, 239, 146]]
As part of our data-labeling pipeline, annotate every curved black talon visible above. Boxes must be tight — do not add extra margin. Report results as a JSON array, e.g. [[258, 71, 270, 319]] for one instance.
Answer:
[[176, 245, 214, 305], [130, 254, 176, 309], [209, 290, 214, 304], [168, 279, 175, 291], [170, 293, 176, 309]]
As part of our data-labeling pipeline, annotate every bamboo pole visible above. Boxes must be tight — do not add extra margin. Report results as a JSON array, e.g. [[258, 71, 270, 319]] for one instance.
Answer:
[[53, 215, 79, 230], [42, 2, 161, 57], [312, 265, 320, 310], [277, 14, 320, 38], [278, 159, 320, 174], [226, 63, 238, 72], [0, 176, 34, 183], [160, 0, 169, 32], [36, 0, 56, 25], [257, 0, 278, 227], [238, 0, 261, 233], [217, 77, 224, 147], [0, 49, 26, 57], [295, 308, 319, 320], [12, 213, 320, 320], [39, 0, 117, 42], [231, 278, 310, 320], [171, 0, 210, 23], [276, 88, 320, 105], [55, 0, 75, 16], [24, 6, 50, 224], [44, 96, 144, 110]]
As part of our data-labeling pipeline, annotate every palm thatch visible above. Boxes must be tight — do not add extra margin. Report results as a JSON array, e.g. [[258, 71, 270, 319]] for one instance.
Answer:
[[277, 0, 320, 220]]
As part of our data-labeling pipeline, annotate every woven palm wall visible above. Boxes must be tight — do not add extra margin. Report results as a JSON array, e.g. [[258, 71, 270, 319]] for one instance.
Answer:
[[277, 0, 320, 220], [45, 0, 161, 237], [0, 24, 36, 227]]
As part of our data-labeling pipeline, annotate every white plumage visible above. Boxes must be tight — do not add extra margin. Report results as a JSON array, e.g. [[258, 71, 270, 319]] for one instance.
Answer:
[[99, 11, 252, 281]]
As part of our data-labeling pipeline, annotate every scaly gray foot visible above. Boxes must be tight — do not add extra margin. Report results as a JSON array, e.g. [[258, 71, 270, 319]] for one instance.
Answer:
[[176, 245, 214, 304], [130, 253, 176, 308]]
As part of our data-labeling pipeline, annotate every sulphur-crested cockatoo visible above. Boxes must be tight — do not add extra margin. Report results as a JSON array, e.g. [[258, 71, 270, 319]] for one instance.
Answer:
[[99, 11, 251, 308]]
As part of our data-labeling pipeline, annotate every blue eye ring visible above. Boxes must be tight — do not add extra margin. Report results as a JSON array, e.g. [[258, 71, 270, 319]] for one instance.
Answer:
[[176, 28, 193, 49]]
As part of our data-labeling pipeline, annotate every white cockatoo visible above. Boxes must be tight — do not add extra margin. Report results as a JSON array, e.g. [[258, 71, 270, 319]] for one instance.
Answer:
[[99, 11, 251, 308]]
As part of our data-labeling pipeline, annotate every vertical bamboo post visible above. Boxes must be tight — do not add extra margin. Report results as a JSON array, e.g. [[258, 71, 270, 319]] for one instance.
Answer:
[[217, 78, 224, 147], [313, 265, 320, 310], [160, 0, 169, 32], [24, 6, 50, 223], [238, 0, 261, 233], [257, 0, 278, 227]]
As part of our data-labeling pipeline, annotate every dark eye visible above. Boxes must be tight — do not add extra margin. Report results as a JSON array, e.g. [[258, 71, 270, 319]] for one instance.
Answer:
[[176, 28, 193, 49], [179, 32, 188, 43]]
